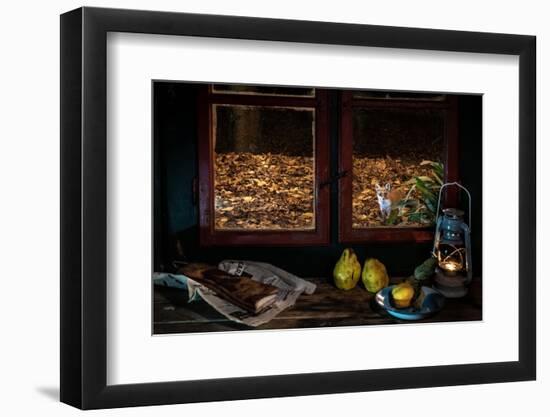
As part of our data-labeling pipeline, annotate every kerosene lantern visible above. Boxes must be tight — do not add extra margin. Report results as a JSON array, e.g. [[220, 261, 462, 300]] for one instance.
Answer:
[[432, 183, 473, 298]]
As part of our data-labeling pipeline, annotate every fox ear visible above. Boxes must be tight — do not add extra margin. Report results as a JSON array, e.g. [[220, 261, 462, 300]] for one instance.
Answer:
[[375, 182, 381, 190], [385, 183, 391, 191]]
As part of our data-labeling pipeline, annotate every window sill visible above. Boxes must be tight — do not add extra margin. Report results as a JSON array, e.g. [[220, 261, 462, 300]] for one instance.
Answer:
[[154, 276, 481, 334]]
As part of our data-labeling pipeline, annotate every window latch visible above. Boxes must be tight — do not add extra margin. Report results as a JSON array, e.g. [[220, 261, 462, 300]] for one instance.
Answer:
[[319, 170, 348, 189]]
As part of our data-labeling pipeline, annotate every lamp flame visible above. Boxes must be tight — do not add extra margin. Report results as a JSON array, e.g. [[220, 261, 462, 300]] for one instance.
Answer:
[[440, 260, 462, 272]]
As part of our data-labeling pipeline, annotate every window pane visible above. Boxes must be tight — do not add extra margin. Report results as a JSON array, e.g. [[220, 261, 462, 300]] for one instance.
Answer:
[[353, 91, 446, 101], [213, 104, 316, 230], [352, 108, 444, 228], [212, 84, 315, 97]]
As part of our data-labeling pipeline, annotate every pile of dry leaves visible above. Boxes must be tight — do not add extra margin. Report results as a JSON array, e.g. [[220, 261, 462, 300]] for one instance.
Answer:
[[214, 152, 315, 230], [214, 152, 437, 230]]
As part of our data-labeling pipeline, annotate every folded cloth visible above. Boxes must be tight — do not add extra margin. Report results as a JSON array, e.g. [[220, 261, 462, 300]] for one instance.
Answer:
[[177, 263, 279, 314]]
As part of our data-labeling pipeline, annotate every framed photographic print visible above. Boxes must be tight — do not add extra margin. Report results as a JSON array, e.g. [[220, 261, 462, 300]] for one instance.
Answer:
[[60, 6, 536, 409]]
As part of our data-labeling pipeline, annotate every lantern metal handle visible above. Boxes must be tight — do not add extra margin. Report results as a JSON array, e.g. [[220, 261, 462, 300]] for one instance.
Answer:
[[435, 182, 472, 231]]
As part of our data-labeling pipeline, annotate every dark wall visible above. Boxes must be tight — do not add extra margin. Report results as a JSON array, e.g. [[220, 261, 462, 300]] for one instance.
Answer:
[[153, 83, 199, 271], [458, 95, 483, 276], [153, 82, 482, 278]]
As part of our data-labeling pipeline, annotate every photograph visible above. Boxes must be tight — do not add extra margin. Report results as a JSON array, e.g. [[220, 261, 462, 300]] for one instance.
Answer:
[[152, 82, 483, 334]]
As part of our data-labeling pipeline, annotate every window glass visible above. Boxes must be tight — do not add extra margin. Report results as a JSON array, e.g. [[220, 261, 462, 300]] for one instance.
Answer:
[[213, 104, 316, 230], [352, 108, 444, 228]]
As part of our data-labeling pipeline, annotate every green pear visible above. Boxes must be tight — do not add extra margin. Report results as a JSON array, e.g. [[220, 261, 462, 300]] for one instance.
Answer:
[[333, 249, 361, 290], [362, 258, 390, 293]]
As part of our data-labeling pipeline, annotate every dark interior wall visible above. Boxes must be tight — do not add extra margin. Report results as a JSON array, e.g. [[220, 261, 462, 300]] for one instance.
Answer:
[[153, 83, 199, 271], [458, 95, 483, 276], [153, 82, 482, 278]]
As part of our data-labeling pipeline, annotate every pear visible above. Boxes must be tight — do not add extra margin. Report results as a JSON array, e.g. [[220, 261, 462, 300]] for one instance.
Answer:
[[362, 258, 390, 293], [333, 249, 362, 290]]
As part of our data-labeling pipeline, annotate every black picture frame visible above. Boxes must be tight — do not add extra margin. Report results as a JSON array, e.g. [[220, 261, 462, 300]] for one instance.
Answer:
[[60, 6, 536, 410]]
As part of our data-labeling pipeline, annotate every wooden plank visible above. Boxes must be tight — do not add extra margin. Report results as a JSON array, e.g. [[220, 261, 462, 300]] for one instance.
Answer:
[[153, 277, 482, 334]]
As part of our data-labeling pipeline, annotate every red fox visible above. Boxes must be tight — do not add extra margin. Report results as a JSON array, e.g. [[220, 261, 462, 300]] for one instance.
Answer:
[[375, 183, 403, 220]]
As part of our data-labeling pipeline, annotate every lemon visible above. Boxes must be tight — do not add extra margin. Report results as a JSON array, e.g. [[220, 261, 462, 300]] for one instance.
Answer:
[[391, 282, 415, 308]]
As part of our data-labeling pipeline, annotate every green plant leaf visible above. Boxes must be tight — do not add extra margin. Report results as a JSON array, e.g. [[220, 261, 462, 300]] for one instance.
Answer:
[[415, 176, 435, 183], [415, 177, 436, 200], [386, 209, 399, 225], [383, 160, 444, 226], [407, 212, 426, 223], [397, 199, 419, 209], [425, 196, 437, 213], [433, 162, 444, 179], [432, 171, 443, 186]]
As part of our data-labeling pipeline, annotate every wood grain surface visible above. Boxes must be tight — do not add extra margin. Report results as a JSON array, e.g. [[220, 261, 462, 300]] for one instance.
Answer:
[[154, 277, 482, 334]]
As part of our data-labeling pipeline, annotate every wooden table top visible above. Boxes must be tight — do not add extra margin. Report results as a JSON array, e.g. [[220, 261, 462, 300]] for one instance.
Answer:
[[154, 277, 482, 334]]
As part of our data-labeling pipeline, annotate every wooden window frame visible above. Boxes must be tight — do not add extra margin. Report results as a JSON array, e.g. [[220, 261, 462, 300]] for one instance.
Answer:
[[198, 86, 331, 246], [338, 91, 459, 243]]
